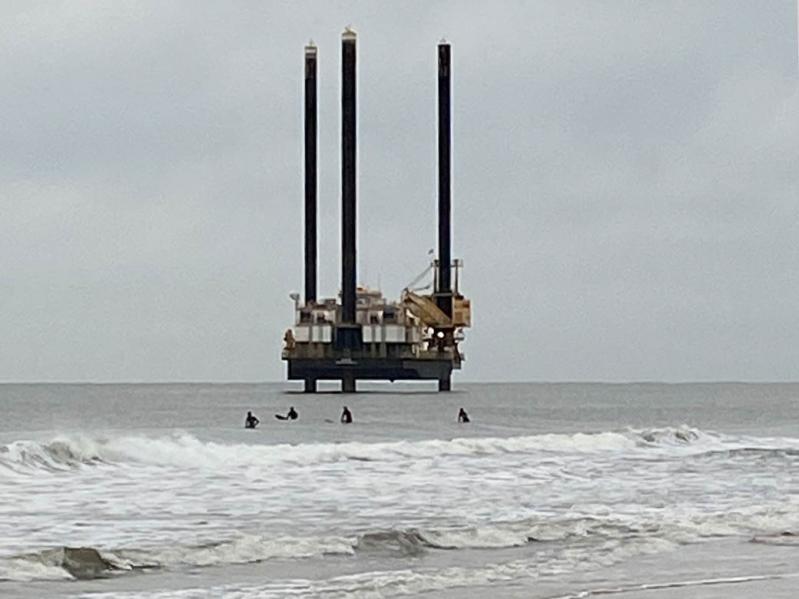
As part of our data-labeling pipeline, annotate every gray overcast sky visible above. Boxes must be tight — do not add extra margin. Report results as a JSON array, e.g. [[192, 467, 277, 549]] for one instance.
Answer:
[[1, 1, 797, 382]]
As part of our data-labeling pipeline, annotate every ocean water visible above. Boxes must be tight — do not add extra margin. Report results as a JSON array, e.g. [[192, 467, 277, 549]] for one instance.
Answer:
[[1, 382, 798, 598]]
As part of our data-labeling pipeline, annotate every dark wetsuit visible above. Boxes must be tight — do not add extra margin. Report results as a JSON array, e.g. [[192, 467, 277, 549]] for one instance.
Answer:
[[287, 407, 298, 420], [341, 407, 353, 424], [245, 412, 260, 429], [458, 409, 470, 423]]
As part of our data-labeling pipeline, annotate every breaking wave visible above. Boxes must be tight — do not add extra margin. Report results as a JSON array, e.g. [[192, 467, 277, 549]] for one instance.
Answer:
[[2, 426, 797, 475], [0, 439, 108, 473], [5, 512, 799, 583], [3, 427, 798, 583], [0, 546, 131, 582], [0, 517, 664, 582]]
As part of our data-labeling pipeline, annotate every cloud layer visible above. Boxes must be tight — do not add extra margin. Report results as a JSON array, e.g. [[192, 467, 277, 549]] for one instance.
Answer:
[[1, 1, 797, 381]]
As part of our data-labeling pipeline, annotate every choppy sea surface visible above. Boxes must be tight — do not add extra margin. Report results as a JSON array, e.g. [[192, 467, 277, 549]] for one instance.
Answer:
[[1, 382, 798, 598]]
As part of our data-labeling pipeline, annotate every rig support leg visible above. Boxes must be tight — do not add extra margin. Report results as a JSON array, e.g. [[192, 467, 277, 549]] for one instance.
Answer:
[[304, 378, 317, 393], [438, 376, 451, 392], [342, 375, 356, 393]]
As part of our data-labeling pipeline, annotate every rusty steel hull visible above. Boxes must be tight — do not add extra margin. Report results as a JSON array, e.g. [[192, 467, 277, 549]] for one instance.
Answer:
[[287, 356, 453, 392], [287, 357, 452, 381]]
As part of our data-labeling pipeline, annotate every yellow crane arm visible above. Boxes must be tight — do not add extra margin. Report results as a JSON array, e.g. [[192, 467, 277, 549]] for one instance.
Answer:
[[402, 291, 452, 327]]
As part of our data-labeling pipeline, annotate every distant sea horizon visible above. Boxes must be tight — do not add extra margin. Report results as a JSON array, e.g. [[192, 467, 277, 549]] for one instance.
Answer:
[[3, 379, 799, 384]]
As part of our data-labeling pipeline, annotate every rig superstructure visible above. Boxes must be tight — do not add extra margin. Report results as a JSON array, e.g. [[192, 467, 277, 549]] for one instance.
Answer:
[[282, 29, 471, 392]]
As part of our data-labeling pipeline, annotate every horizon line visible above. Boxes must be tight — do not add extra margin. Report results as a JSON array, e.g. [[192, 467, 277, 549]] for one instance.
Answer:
[[1, 379, 798, 386]]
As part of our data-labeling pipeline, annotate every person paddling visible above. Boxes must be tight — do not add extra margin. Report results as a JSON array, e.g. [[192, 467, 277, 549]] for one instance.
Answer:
[[245, 411, 260, 429], [275, 406, 299, 421], [340, 406, 353, 424], [457, 407, 470, 423]]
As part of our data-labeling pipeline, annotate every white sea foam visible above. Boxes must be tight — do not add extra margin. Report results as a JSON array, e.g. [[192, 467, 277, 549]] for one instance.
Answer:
[[2, 426, 795, 475], [3, 507, 798, 583], [0, 556, 74, 583], [67, 537, 681, 599], [2, 426, 799, 584]]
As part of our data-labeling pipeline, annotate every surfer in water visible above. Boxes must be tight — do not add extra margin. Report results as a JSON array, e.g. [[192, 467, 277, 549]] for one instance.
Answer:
[[340, 406, 353, 424], [276, 407, 299, 421], [245, 411, 260, 429], [458, 407, 470, 423]]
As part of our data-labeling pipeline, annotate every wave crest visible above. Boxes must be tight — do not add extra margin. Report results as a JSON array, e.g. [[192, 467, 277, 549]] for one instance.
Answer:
[[1, 426, 797, 475], [0, 439, 106, 472], [0, 518, 632, 582], [0, 546, 131, 582], [4, 512, 798, 583]]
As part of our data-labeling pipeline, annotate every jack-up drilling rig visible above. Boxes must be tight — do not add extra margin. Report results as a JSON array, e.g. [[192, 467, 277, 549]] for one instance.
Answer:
[[282, 29, 471, 392]]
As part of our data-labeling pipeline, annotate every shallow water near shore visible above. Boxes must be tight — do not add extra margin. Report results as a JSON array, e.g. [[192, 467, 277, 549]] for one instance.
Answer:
[[1, 382, 798, 598]]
